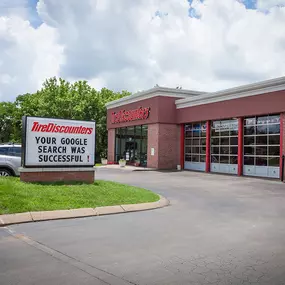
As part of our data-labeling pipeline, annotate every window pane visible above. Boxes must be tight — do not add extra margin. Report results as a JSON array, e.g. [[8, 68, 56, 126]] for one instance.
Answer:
[[230, 137, 238, 145], [185, 131, 193, 138], [256, 125, 267, 135], [220, 146, 229, 155], [211, 129, 218, 137], [230, 128, 238, 136], [244, 146, 255, 155], [268, 124, 280, 134], [269, 135, 280, 145], [230, 146, 238, 155], [185, 147, 191, 154], [13, 147, 22, 157], [256, 146, 267, 156], [192, 146, 200, 154], [211, 155, 219, 163], [268, 146, 280, 156], [257, 116, 268, 125], [256, 136, 267, 145], [193, 139, 200, 145], [256, 157, 267, 166], [0, 147, 9, 156], [211, 147, 219, 154], [211, 138, 219, 145], [126, 126, 135, 136], [115, 136, 120, 157], [185, 138, 192, 146], [201, 123, 207, 137], [212, 121, 220, 129], [268, 157, 280, 167], [220, 156, 229, 164], [230, 156, 238, 164], [268, 115, 280, 124], [220, 137, 229, 145], [201, 146, 206, 154], [142, 125, 148, 137], [244, 117, 256, 126], [244, 136, 254, 145], [200, 155, 206, 162], [135, 125, 142, 137], [192, 155, 199, 162], [244, 156, 254, 165], [244, 126, 255, 135], [193, 128, 200, 137], [220, 130, 229, 136], [185, 155, 191, 162], [200, 138, 206, 145], [185, 124, 192, 131]]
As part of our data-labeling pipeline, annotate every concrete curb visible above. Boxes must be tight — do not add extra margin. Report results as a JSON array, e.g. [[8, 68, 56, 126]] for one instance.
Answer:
[[0, 195, 169, 227]]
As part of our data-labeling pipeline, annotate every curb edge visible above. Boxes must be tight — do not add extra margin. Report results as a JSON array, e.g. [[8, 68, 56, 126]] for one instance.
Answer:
[[0, 195, 170, 227]]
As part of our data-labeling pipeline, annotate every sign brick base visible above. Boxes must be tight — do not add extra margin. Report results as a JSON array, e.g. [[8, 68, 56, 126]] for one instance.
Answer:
[[19, 167, 95, 184]]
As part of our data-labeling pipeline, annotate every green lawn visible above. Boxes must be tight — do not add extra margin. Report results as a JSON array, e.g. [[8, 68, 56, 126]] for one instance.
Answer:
[[0, 178, 159, 215]]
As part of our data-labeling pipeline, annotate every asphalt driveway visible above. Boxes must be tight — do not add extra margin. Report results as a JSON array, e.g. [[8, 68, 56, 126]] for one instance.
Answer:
[[1, 169, 285, 284]]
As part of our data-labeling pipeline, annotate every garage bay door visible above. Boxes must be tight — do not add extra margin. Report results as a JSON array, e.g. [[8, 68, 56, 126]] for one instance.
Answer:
[[184, 122, 207, 171], [243, 115, 280, 179], [210, 119, 238, 175]]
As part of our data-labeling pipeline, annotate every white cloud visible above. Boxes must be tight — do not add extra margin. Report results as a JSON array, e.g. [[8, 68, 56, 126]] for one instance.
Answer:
[[257, 0, 285, 10], [0, 0, 28, 18], [0, 16, 63, 101], [1, 0, 285, 101]]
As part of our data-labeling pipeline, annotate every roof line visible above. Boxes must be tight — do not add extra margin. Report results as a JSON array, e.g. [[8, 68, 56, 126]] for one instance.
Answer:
[[106, 86, 205, 109], [175, 76, 285, 108]]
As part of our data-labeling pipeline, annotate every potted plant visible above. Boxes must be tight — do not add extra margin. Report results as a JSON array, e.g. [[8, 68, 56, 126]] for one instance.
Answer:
[[119, 159, 126, 167], [134, 157, 140, 167], [100, 150, 108, 165]]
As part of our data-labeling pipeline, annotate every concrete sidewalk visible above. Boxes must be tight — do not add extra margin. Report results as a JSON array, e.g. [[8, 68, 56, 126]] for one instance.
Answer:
[[0, 195, 169, 226], [96, 164, 156, 171]]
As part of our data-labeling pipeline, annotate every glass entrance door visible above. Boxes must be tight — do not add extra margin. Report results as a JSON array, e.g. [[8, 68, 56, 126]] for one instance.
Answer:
[[115, 125, 148, 167]]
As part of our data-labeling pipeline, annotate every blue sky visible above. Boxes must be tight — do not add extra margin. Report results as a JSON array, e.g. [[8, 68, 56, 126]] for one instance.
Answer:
[[241, 0, 257, 9], [26, 0, 42, 27]]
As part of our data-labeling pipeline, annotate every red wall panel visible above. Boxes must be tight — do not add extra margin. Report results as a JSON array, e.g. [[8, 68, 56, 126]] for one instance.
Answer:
[[177, 90, 285, 123], [107, 96, 179, 129]]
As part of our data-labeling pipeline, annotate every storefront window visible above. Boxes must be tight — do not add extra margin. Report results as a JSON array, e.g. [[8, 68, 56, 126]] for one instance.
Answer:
[[244, 115, 280, 167], [211, 119, 238, 164], [184, 122, 207, 163], [115, 125, 148, 166]]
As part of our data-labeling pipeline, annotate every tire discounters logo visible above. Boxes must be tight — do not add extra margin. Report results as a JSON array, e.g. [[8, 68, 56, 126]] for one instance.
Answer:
[[31, 122, 93, 134], [23, 117, 96, 167], [111, 107, 150, 124]]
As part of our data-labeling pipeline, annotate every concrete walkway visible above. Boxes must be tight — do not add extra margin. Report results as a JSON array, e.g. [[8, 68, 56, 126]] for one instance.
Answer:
[[1, 169, 285, 285], [0, 196, 169, 226], [96, 164, 155, 171]]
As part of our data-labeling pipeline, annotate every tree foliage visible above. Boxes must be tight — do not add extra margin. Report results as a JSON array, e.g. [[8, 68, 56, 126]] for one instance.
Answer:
[[0, 77, 130, 161]]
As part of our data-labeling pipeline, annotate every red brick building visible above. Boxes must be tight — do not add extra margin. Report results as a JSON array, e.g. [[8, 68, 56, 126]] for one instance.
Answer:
[[106, 77, 285, 180]]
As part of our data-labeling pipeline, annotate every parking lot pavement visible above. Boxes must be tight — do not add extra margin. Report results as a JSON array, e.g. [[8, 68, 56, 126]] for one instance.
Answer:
[[2, 169, 285, 284]]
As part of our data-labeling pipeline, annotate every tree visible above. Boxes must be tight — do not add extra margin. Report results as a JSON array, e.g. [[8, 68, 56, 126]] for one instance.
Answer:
[[1, 77, 130, 161], [0, 102, 17, 143]]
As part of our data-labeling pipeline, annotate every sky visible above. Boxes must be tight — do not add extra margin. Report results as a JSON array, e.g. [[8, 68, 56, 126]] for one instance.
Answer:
[[0, 0, 285, 101]]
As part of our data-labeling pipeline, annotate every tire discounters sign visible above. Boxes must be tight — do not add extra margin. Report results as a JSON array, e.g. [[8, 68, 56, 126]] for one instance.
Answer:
[[22, 116, 96, 167]]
